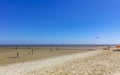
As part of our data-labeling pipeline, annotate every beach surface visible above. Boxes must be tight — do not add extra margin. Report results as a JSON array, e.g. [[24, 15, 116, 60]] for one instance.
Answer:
[[0, 46, 119, 75], [0, 49, 101, 75], [0, 46, 92, 65]]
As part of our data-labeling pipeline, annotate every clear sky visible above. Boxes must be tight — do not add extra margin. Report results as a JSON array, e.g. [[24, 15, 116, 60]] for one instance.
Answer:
[[0, 0, 120, 44]]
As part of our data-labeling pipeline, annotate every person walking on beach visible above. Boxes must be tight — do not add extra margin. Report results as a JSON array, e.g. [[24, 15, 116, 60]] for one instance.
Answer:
[[56, 47, 58, 51], [31, 48, 34, 54], [50, 46, 53, 52], [16, 52, 19, 58], [16, 47, 18, 49]]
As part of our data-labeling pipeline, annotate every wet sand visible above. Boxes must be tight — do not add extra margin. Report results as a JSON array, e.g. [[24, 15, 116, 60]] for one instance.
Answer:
[[0, 46, 93, 65]]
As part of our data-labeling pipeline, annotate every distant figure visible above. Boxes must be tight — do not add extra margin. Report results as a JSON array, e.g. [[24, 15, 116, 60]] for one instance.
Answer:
[[107, 46, 110, 50], [31, 48, 34, 54], [16, 47, 18, 50], [50, 48, 53, 52], [103, 46, 110, 50], [56, 47, 58, 51], [50, 46, 53, 52], [16, 52, 19, 58]]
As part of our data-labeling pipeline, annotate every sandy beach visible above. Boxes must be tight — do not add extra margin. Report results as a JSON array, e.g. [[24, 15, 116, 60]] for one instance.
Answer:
[[0, 46, 119, 75], [0, 46, 92, 65], [0, 48, 101, 75]]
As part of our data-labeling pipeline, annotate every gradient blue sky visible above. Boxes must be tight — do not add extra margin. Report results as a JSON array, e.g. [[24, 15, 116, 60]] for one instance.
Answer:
[[0, 0, 120, 44]]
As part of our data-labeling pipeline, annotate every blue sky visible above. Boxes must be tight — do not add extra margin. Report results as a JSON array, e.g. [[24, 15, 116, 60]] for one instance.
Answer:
[[0, 0, 120, 44]]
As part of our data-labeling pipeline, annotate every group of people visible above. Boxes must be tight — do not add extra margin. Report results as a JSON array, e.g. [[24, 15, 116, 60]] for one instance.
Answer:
[[15, 47, 34, 58]]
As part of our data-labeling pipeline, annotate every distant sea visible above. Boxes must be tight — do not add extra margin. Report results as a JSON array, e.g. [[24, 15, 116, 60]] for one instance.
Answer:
[[0, 44, 118, 47]]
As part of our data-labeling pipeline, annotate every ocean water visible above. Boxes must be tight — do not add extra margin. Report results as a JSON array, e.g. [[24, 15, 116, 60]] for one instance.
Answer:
[[0, 44, 115, 47], [0, 44, 116, 50]]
